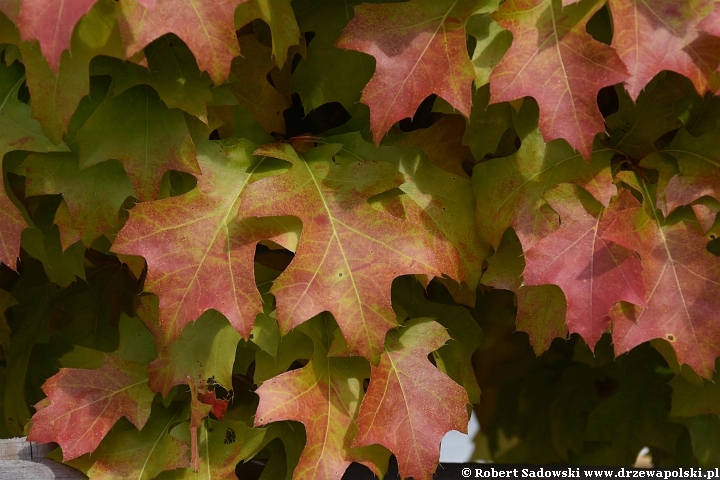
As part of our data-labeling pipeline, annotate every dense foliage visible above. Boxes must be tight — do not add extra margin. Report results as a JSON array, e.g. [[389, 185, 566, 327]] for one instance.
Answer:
[[0, 0, 720, 478]]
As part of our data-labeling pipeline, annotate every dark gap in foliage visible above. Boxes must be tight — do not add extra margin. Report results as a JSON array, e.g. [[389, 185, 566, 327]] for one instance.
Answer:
[[284, 94, 352, 137], [462, 159, 475, 177], [17, 82, 30, 104], [288, 359, 308, 371], [427, 353, 437, 366], [265, 71, 275, 88], [0, 263, 19, 292], [597, 85, 619, 118], [254, 243, 294, 273], [304, 31, 316, 47], [654, 127, 681, 150], [159, 170, 198, 198], [466, 32, 477, 57], [209, 129, 221, 140], [399, 94, 437, 131], [283, 93, 307, 137], [290, 50, 304, 73], [305, 102, 352, 135], [252, 19, 273, 48], [586, 3, 613, 45], [708, 237, 720, 257], [236, 438, 283, 480]]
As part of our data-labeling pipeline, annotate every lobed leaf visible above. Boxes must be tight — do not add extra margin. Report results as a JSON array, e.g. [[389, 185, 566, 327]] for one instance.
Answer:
[[239, 142, 459, 363], [336, 0, 477, 144], [75, 84, 200, 202], [609, 0, 720, 100], [113, 139, 295, 345], [523, 184, 646, 349], [489, 0, 628, 159], [354, 318, 469, 480], [27, 354, 155, 460], [116, 0, 248, 85], [606, 173, 720, 378]]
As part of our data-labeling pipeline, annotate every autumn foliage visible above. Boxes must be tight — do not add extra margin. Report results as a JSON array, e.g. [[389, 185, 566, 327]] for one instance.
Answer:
[[1, 0, 720, 478]]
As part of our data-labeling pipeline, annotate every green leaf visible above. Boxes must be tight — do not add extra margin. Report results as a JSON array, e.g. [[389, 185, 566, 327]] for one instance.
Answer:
[[472, 126, 616, 250], [14, 0, 125, 144], [482, 233, 568, 356], [291, 0, 374, 113], [463, 85, 515, 161], [63, 401, 191, 480], [147, 310, 241, 398], [466, 13, 511, 88], [393, 276, 482, 403], [93, 36, 214, 122], [234, 0, 300, 68], [4, 263, 64, 435], [25, 153, 134, 245], [75, 84, 200, 201], [606, 73, 695, 158]]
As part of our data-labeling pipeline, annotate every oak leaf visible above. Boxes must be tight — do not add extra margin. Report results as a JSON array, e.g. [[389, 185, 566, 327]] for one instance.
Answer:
[[354, 318, 469, 480], [113, 139, 292, 346], [234, 0, 300, 68], [0, 57, 67, 270], [4, 0, 126, 144], [336, 0, 477, 144], [609, 0, 720, 100], [16, 0, 98, 71], [255, 315, 379, 480], [0, 0, 18, 23], [523, 184, 646, 349], [605, 73, 694, 158], [93, 36, 214, 122], [482, 233, 568, 356], [657, 128, 720, 214], [394, 114, 474, 179], [75, 84, 200, 201], [328, 133, 481, 289], [147, 310, 241, 398], [606, 173, 720, 378], [391, 276, 482, 403], [238, 142, 458, 363], [61, 401, 190, 480], [226, 35, 291, 135], [170, 419, 268, 480], [116, 0, 248, 85], [472, 127, 616, 250], [489, 0, 628, 159], [24, 153, 134, 245], [27, 354, 155, 460], [291, 0, 374, 113]]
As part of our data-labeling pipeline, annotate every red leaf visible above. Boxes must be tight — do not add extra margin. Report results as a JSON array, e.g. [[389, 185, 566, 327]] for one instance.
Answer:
[[116, 0, 248, 85], [255, 353, 370, 480], [605, 174, 720, 378], [354, 319, 468, 480], [699, 3, 720, 37], [609, 0, 720, 100], [523, 185, 646, 349], [489, 0, 628, 159], [661, 129, 720, 214], [200, 391, 228, 421], [336, 0, 475, 144], [16, 0, 98, 71], [239, 143, 458, 363], [114, 140, 291, 344], [27, 355, 154, 461]]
